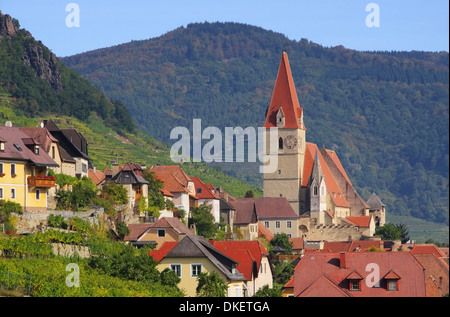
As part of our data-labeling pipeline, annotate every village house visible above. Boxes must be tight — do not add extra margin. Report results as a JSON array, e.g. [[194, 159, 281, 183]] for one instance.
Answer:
[[125, 216, 194, 249], [210, 240, 273, 297], [149, 165, 197, 222], [0, 125, 58, 212], [154, 235, 246, 297], [293, 251, 426, 297], [43, 120, 90, 178], [233, 197, 300, 240], [108, 162, 148, 212], [190, 176, 221, 223]]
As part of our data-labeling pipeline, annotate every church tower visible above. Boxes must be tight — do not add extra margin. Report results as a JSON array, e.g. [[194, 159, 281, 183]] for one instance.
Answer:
[[263, 51, 306, 215]]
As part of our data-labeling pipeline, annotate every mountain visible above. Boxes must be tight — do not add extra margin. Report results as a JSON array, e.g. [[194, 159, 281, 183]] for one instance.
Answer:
[[0, 11, 135, 135], [61, 22, 449, 226], [0, 13, 261, 198]]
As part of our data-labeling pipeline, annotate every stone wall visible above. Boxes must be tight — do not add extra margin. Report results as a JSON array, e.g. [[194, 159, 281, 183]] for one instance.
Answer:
[[12, 208, 104, 234]]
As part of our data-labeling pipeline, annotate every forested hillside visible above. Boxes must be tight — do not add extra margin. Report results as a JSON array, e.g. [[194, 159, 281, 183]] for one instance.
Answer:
[[0, 13, 261, 199], [62, 22, 449, 225]]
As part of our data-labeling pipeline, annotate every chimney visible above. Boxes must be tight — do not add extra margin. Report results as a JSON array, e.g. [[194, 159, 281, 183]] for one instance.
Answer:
[[111, 162, 120, 176], [208, 238, 214, 245], [339, 252, 346, 269], [348, 235, 352, 241]]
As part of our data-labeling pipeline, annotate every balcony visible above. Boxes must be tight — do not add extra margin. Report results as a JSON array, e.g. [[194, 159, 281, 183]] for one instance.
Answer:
[[27, 175, 56, 188]]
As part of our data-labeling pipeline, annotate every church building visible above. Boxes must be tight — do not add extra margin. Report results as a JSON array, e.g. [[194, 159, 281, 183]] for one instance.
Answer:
[[263, 51, 385, 239]]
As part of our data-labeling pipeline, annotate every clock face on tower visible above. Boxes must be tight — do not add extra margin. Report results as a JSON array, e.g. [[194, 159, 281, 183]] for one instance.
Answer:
[[284, 135, 297, 149]]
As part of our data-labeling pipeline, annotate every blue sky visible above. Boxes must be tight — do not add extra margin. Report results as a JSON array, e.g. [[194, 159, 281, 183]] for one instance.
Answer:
[[1, 0, 448, 57]]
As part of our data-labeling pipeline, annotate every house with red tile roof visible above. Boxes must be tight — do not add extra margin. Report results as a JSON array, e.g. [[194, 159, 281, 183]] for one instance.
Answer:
[[262, 51, 384, 242], [149, 165, 197, 222], [125, 217, 194, 249], [191, 176, 221, 223], [210, 240, 273, 297], [293, 251, 426, 297]]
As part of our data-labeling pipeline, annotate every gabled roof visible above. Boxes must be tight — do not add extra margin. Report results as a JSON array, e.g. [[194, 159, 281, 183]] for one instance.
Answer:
[[110, 162, 148, 185], [43, 120, 91, 161], [298, 274, 352, 297], [366, 192, 386, 210], [191, 176, 220, 200], [294, 252, 426, 297], [150, 166, 191, 193], [149, 241, 178, 262], [234, 197, 299, 224], [264, 51, 304, 130], [124, 223, 153, 241], [18, 127, 59, 153], [88, 168, 106, 185], [0, 126, 59, 167], [303, 143, 349, 208], [211, 240, 269, 280], [150, 217, 195, 236], [411, 244, 446, 258], [162, 235, 245, 281], [343, 216, 372, 228]]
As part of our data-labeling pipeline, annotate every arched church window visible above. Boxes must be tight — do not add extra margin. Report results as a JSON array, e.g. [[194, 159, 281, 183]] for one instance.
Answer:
[[278, 137, 283, 150], [314, 186, 318, 195]]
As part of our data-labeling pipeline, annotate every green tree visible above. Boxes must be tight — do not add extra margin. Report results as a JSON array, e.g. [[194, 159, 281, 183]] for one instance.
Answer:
[[160, 268, 181, 287], [270, 233, 293, 254], [253, 284, 282, 297], [103, 182, 128, 205], [375, 223, 402, 240], [196, 271, 227, 297], [190, 203, 216, 238]]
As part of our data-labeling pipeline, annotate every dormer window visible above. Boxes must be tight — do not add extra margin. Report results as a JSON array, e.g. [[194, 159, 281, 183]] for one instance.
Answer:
[[350, 280, 360, 291], [0, 140, 5, 152], [346, 271, 363, 291], [384, 270, 400, 291], [34, 145, 40, 155]]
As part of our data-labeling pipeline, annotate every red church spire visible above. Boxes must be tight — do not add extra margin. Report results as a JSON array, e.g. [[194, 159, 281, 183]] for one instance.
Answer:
[[264, 51, 305, 129]]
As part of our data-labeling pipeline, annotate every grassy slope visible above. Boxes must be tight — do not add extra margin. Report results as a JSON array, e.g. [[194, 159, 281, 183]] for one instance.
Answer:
[[0, 93, 262, 198]]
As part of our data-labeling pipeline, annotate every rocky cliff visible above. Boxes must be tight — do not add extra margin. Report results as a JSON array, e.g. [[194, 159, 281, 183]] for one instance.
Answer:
[[0, 11, 62, 92]]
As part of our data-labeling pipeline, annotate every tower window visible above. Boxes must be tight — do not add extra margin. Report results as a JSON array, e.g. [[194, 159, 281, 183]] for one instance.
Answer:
[[278, 137, 283, 150], [314, 186, 318, 196]]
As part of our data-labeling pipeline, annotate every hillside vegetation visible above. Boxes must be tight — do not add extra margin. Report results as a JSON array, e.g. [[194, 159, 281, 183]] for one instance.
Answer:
[[0, 15, 261, 198], [62, 22, 449, 225]]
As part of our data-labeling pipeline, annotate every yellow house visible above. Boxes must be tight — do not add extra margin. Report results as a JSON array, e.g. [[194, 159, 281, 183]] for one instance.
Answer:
[[156, 235, 246, 297], [0, 126, 58, 212]]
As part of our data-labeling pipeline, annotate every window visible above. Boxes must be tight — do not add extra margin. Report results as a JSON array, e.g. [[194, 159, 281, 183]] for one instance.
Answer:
[[350, 280, 360, 291], [388, 280, 398, 291], [157, 229, 166, 238], [52, 146, 56, 159], [34, 145, 39, 155], [170, 264, 182, 277], [0, 188, 3, 199], [278, 169, 281, 175], [276, 221, 280, 228], [278, 137, 283, 150], [287, 221, 292, 229], [0, 141, 5, 152], [197, 188, 202, 194], [314, 186, 318, 196], [191, 264, 202, 277], [0, 163, 3, 175], [11, 163, 16, 177], [35, 189, 40, 201], [264, 221, 269, 228], [11, 188, 16, 199], [235, 286, 242, 297]]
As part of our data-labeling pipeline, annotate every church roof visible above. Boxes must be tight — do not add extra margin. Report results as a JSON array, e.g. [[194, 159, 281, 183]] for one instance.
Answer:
[[264, 51, 304, 129], [366, 192, 385, 210], [303, 143, 349, 208]]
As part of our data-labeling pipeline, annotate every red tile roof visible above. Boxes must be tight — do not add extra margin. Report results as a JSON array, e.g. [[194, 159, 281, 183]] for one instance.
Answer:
[[294, 252, 426, 297], [88, 168, 106, 185], [264, 51, 305, 130], [191, 176, 220, 199], [344, 216, 372, 228], [211, 240, 269, 281], [411, 245, 446, 258], [303, 143, 349, 208], [149, 241, 178, 262], [150, 217, 195, 236], [150, 166, 191, 193]]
